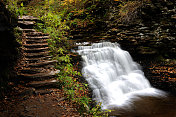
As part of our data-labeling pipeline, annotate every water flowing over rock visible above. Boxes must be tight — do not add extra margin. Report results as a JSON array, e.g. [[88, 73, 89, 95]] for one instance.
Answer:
[[68, 0, 176, 95], [77, 42, 167, 111]]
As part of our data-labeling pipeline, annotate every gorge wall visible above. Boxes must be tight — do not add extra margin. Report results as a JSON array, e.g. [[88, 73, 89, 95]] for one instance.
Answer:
[[107, 0, 176, 59]]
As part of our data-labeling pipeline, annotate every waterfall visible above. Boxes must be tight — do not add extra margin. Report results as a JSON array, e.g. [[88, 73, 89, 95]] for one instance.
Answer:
[[77, 42, 167, 110]]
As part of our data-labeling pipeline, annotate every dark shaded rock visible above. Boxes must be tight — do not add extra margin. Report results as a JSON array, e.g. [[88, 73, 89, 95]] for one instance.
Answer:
[[137, 46, 158, 55], [0, 1, 19, 98]]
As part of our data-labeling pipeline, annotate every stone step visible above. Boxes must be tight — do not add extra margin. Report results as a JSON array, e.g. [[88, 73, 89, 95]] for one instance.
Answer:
[[18, 16, 39, 21], [17, 28, 36, 32], [25, 32, 49, 36], [26, 79, 59, 88], [18, 70, 60, 79], [24, 51, 50, 58], [25, 39, 47, 44], [19, 68, 45, 74], [18, 21, 36, 29], [23, 60, 58, 68], [25, 36, 50, 40], [18, 21, 36, 25], [24, 47, 49, 53], [25, 56, 52, 62], [23, 43, 48, 48]]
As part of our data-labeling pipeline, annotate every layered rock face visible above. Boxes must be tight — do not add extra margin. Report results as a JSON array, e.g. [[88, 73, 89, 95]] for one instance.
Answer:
[[108, 0, 176, 59]]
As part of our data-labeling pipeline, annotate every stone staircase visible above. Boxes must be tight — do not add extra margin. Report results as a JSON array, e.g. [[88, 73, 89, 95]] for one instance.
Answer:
[[17, 16, 60, 93]]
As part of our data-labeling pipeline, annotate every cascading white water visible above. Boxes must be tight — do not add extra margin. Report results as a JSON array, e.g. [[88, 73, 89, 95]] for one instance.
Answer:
[[77, 42, 166, 110]]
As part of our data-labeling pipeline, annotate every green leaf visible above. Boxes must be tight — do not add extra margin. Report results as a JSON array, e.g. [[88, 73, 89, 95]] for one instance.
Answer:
[[21, 2, 23, 7]]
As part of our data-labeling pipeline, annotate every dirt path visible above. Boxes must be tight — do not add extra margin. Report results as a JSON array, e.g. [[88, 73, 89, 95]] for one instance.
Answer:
[[0, 86, 80, 117]]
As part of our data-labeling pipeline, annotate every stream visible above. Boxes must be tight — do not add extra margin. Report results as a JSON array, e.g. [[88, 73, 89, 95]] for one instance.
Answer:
[[77, 42, 176, 117]]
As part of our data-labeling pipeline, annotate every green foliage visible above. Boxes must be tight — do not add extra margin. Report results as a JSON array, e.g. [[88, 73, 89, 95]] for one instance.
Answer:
[[41, 12, 61, 28], [18, 2, 27, 16], [13, 27, 22, 44], [57, 60, 109, 116], [5, 0, 27, 17]]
